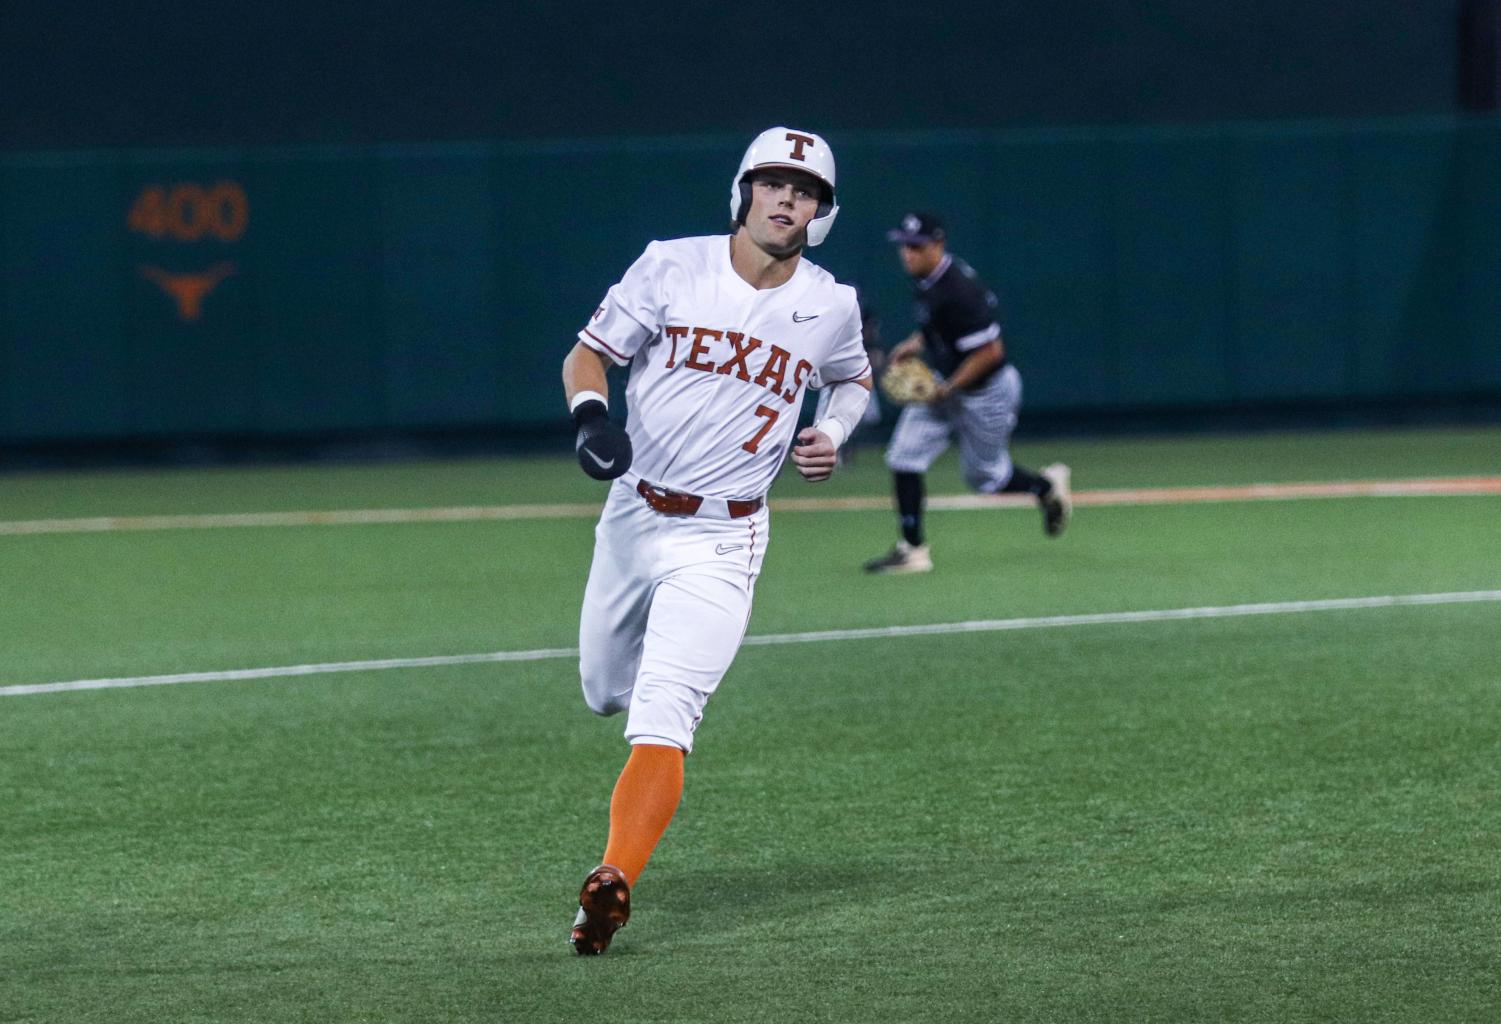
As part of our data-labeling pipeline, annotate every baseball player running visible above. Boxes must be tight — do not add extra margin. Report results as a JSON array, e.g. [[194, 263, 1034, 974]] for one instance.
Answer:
[[864, 211, 1071, 574], [560, 127, 872, 954]]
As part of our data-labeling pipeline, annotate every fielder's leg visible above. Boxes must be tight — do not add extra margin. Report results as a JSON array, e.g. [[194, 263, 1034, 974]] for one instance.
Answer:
[[956, 366, 1070, 536], [865, 401, 949, 572]]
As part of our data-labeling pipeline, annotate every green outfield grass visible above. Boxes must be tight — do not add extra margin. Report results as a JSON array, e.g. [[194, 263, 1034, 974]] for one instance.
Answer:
[[2, 426, 1499, 1023]]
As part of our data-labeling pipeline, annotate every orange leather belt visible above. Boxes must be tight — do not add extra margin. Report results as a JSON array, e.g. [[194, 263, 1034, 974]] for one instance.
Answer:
[[636, 480, 763, 519]]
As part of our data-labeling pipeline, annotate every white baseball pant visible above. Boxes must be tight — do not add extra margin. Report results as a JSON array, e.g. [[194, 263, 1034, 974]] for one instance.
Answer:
[[578, 477, 769, 753]]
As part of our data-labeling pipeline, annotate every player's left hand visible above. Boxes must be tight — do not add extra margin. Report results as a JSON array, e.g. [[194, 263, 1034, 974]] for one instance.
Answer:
[[791, 427, 837, 482]]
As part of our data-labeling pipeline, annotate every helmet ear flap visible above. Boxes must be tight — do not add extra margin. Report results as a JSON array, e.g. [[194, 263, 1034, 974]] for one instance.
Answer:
[[734, 178, 753, 226], [815, 186, 834, 220]]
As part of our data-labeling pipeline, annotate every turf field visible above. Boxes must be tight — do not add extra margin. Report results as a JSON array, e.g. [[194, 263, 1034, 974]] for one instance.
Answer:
[[2, 426, 1499, 1023]]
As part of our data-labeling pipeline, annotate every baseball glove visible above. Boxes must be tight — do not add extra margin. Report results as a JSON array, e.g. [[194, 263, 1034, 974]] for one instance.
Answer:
[[879, 358, 940, 405]]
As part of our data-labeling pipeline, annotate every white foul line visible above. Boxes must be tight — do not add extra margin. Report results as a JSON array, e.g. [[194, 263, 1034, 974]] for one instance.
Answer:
[[4, 590, 1498, 698], [3, 477, 1500, 535]]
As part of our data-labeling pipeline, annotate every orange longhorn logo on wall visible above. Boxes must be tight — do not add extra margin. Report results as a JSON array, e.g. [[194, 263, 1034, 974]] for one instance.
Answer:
[[138, 262, 237, 322], [127, 181, 248, 323]]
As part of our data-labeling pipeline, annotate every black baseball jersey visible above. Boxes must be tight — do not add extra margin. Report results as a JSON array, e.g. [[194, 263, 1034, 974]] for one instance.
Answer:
[[911, 254, 1004, 389]]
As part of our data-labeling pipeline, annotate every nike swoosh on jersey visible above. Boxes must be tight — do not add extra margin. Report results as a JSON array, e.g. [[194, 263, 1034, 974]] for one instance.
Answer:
[[582, 448, 615, 470], [791, 312, 818, 322], [715, 542, 748, 555]]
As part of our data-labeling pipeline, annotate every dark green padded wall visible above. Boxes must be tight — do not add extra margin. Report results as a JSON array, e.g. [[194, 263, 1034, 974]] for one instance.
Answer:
[[1, 115, 1497, 444]]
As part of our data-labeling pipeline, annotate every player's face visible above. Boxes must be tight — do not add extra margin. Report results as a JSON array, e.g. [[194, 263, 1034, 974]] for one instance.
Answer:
[[742, 169, 823, 257], [899, 240, 945, 278]]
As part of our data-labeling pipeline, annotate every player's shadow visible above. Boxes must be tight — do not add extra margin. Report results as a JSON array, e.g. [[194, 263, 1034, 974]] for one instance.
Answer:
[[619, 859, 873, 953]]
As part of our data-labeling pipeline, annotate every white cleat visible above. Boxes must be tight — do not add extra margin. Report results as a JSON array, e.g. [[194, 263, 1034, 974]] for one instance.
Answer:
[[1040, 463, 1072, 537], [862, 540, 933, 574]]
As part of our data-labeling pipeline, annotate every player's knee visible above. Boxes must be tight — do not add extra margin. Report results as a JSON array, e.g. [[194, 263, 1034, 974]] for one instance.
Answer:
[[579, 660, 632, 716], [581, 681, 629, 717], [624, 681, 705, 753], [963, 466, 994, 492]]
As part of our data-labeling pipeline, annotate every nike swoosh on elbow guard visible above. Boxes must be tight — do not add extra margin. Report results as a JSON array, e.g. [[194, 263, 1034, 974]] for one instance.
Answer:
[[583, 449, 615, 469]]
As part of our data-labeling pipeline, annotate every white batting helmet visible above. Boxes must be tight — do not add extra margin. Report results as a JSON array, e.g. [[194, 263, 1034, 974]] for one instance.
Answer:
[[728, 126, 839, 247]]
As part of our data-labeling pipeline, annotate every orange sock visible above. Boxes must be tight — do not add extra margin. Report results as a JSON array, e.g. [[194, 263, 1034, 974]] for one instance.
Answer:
[[601, 743, 685, 886]]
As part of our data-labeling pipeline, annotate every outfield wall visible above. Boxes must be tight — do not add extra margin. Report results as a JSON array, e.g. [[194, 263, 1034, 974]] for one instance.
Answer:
[[2, 115, 1498, 445]]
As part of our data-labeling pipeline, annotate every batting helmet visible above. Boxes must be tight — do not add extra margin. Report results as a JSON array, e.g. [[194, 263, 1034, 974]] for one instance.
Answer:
[[728, 127, 839, 247]]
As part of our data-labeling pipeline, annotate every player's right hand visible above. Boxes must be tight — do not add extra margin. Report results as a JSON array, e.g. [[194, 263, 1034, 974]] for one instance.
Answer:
[[791, 427, 837, 482], [573, 401, 632, 481]]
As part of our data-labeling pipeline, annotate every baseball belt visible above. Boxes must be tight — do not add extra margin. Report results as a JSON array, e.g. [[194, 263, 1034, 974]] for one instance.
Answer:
[[635, 480, 763, 520]]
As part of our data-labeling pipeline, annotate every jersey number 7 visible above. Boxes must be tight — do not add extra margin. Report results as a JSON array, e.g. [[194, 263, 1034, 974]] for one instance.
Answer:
[[741, 405, 779, 454]]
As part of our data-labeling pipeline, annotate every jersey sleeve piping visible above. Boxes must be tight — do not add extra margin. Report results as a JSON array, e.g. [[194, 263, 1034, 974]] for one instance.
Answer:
[[581, 328, 631, 366]]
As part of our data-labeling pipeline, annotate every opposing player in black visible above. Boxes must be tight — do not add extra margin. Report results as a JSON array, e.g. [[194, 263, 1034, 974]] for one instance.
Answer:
[[864, 211, 1071, 574]]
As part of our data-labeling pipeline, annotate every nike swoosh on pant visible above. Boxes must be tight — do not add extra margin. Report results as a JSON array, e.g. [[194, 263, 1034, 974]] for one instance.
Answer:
[[715, 543, 747, 555]]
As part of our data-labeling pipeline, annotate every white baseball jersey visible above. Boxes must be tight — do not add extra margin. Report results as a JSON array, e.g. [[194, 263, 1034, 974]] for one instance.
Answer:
[[579, 234, 869, 499]]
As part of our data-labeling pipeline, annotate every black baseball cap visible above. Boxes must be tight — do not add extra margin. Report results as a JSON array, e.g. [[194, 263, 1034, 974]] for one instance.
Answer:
[[886, 211, 945, 245]]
